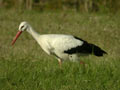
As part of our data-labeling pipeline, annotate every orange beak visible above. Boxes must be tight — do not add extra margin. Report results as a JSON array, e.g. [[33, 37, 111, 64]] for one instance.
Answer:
[[11, 31, 22, 45]]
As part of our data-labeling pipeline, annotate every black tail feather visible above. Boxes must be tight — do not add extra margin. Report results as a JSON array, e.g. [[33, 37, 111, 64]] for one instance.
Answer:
[[91, 44, 107, 56], [64, 42, 107, 57], [64, 36, 107, 56]]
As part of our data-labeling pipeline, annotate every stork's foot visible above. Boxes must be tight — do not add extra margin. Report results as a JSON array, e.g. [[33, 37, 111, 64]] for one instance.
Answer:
[[80, 61, 88, 67], [80, 61, 85, 65]]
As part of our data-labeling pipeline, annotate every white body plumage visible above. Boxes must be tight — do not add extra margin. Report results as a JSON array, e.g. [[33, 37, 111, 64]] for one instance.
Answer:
[[37, 34, 84, 62]]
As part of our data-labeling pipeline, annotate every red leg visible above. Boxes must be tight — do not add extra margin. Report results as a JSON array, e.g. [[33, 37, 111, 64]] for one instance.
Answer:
[[80, 61, 88, 68], [80, 61, 85, 65], [58, 59, 62, 68]]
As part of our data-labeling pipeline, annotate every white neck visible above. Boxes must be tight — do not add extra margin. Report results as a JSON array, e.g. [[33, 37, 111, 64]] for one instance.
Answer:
[[27, 26, 40, 42]]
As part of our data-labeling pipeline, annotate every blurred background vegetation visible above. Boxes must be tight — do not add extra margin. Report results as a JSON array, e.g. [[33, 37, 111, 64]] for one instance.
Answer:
[[0, 0, 120, 13]]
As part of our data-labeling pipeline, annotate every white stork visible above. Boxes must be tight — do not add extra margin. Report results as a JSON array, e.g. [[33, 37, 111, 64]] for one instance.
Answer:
[[12, 21, 107, 66]]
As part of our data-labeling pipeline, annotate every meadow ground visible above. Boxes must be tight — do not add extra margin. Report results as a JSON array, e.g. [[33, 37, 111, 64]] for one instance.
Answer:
[[0, 9, 120, 90]]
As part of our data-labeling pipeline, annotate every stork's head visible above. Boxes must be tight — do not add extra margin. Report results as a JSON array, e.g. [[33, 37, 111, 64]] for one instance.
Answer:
[[11, 21, 30, 45], [19, 21, 29, 31]]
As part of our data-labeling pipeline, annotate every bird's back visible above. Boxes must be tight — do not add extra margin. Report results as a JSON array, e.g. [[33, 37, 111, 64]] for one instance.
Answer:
[[41, 34, 84, 51]]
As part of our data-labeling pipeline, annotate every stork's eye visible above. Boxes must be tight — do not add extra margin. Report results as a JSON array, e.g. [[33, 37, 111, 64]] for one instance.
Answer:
[[21, 26, 24, 29]]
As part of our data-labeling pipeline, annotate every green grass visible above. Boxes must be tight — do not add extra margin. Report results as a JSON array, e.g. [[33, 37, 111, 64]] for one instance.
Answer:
[[0, 9, 120, 90]]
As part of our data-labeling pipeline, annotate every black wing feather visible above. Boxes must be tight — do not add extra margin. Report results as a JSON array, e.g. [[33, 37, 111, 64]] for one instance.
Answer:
[[64, 36, 107, 56]]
